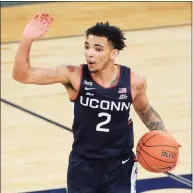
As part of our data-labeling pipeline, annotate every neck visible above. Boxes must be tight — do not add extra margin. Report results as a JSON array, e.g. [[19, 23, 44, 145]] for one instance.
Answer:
[[91, 62, 119, 87]]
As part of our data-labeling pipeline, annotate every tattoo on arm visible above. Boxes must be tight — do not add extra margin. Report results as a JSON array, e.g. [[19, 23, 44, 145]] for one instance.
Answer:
[[137, 106, 166, 131], [110, 76, 119, 87]]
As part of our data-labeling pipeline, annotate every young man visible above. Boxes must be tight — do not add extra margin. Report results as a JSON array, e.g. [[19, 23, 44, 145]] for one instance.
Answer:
[[13, 13, 180, 193]]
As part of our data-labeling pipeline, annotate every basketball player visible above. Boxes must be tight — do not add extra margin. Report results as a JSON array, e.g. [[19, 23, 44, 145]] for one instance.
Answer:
[[13, 13, 181, 193]]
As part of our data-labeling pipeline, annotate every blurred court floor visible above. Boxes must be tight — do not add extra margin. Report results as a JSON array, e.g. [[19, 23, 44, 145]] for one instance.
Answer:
[[1, 2, 192, 193]]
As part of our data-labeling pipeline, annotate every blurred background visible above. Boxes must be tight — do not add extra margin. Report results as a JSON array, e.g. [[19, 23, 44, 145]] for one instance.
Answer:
[[1, 1, 192, 193]]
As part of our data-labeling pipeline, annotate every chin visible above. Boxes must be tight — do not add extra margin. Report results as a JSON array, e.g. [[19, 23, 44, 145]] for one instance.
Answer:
[[90, 69, 98, 73], [88, 65, 98, 73], [88, 68, 98, 73]]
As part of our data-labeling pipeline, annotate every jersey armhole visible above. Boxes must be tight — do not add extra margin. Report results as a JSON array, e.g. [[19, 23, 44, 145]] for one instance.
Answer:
[[130, 68, 134, 103], [70, 65, 83, 102]]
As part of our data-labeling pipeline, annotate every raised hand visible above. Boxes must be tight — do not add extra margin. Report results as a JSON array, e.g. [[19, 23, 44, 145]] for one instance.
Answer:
[[22, 13, 54, 41]]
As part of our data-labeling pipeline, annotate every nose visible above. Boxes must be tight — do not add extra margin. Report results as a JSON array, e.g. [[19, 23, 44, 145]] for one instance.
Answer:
[[85, 48, 94, 58]]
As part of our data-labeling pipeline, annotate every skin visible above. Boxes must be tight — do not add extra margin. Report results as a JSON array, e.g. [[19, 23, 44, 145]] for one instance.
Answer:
[[13, 13, 166, 132]]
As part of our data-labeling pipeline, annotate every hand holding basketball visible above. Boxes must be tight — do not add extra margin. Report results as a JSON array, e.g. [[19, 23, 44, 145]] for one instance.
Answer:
[[164, 143, 182, 173], [136, 130, 181, 173], [22, 13, 54, 41]]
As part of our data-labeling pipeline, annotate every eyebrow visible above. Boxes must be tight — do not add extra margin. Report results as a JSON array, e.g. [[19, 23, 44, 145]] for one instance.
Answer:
[[84, 41, 103, 47]]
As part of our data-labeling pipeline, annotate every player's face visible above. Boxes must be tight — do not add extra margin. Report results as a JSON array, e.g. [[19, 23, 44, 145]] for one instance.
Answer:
[[84, 35, 116, 73]]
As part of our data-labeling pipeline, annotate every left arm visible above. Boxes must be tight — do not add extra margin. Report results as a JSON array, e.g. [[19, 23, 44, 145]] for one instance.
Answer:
[[132, 75, 167, 132], [131, 74, 181, 172]]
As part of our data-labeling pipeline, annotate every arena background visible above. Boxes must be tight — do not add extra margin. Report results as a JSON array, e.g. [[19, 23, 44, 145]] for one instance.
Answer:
[[1, 1, 192, 193]]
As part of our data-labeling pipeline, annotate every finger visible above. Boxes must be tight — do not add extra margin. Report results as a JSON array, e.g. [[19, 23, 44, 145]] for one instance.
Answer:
[[48, 16, 55, 25], [163, 166, 175, 173], [42, 12, 46, 17], [38, 12, 45, 22], [28, 13, 38, 24], [42, 13, 49, 25], [33, 13, 39, 20], [44, 13, 49, 22], [42, 13, 46, 21], [163, 156, 180, 174]]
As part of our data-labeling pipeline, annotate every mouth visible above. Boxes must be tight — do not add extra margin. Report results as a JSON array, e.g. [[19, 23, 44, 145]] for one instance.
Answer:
[[87, 60, 96, 65]]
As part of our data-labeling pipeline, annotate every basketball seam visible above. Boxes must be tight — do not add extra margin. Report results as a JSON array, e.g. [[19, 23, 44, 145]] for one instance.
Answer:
[[136, 142, 144, 161], [142, 132, 162, 145], [137, 134, 159, 160], [139, 147, 177, 163], [138, 132, 161, 161], [140, 152, 172, 171], [139, 151, 158, 172], [142, 144, 178, 149]]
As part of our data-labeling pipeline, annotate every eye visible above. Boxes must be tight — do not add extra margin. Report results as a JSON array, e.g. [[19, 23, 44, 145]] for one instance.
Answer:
[[84, 45, 89, 50], [95, 47, 102, 52]]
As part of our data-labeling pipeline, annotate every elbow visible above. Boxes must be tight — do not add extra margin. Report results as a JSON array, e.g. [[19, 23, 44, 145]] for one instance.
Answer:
[[12, 61, 29, 83], [12, 69, 29, 83]]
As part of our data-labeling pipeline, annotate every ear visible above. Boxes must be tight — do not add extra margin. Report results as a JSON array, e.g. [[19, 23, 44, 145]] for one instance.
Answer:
[[111, 50, 119, 60]]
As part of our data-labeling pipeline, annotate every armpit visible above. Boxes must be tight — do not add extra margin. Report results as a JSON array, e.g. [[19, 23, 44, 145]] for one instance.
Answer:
[[63, 83, 74, 90]]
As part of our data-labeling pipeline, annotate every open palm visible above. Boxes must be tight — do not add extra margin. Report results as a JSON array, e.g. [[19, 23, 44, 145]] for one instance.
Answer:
[[23, 13, 54, 41]]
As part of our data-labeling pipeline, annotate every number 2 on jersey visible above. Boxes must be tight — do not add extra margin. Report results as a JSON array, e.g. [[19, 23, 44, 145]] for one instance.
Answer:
[[96, 112, 111, 132]]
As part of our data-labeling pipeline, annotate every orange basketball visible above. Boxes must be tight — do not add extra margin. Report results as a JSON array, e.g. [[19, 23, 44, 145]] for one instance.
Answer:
[[136, 130, 179, 173]]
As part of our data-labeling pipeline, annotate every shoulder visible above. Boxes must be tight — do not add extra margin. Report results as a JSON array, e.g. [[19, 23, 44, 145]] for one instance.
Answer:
[[60, 64, 83, 91], [56, 64, 82, 76], [131, 70, 147, 94]]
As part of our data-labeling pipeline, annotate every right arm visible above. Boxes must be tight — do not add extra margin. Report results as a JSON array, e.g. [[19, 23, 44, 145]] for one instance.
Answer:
[[13, 12, 73, 85], [13, 37, 71, 85]]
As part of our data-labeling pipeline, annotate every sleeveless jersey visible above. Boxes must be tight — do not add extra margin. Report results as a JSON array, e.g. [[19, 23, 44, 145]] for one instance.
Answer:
[[71, 64, 134, 158]]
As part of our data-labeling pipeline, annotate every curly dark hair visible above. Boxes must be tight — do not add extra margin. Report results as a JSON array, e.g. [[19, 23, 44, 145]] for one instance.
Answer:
[[86, 22, 127, 50]]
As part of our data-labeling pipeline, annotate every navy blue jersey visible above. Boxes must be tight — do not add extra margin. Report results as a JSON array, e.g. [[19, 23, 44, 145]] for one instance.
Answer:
[[70, 64, 134, 158]]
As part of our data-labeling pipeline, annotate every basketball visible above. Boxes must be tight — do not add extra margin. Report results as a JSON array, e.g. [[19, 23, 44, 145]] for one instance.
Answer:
[[136, 130, 179, 173]]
